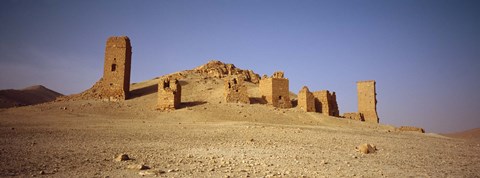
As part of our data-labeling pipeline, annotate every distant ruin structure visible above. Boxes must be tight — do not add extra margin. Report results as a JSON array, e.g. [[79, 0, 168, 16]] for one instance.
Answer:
[[297, 86, 315, 112], [343, 112, 364, 121], [74, 36, 132, 101], [224, 75, 250, 104], [157, 78, 181, 110], [312, 90, 339, 116], [259, 71, 292, 108], [397, 126, 425, 133], [357, 80, 379, 123], [194, 60, 261, 84]]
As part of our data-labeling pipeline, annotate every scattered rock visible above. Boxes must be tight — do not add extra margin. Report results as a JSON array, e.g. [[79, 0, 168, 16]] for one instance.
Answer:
[[115, 154, 130, 161], [356, 144, 377, 154], [127, 164, 149, 170], [138, 170, 165, 176]]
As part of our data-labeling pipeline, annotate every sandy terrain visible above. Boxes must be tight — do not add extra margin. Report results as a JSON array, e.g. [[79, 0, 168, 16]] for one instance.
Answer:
[[1, 73, 479, 177]]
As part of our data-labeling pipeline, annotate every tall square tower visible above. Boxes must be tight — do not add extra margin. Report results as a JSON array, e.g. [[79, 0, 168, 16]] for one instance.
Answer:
[[357, 80, 378, 123], [102, 36, 132, 100]]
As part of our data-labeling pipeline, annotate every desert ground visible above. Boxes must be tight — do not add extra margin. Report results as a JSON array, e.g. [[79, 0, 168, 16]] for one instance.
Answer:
[[1, 71, 479, 177]]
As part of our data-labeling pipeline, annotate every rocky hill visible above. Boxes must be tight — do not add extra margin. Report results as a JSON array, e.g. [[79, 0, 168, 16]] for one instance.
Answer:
[[0, 85, 63, 108]]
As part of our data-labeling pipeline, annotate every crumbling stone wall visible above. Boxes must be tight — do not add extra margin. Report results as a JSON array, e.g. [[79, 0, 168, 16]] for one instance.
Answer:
[[297, 86, 315, 112], [259, 71, 292, 108], [312, 90, 339, 116], [343, 112, 364, 121], [397, 126, 425, 133], [357, 80, 379, 123], [157, 78, 181, 110], [224, 75, 250, 104]]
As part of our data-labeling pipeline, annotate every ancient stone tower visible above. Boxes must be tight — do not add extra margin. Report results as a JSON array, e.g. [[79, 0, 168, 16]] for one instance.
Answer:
[[101, 36, 132, 100], [224, 75, 250, 104], [259, 71, 292, 108], [157, 78, 182, 110], [312, 90, 339, 116], [357, 80, 379, 123], [297, 86, 315, 112]]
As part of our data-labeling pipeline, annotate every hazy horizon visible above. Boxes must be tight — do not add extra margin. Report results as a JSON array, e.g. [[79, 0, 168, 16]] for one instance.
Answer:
[[1, 0, 479, 133]]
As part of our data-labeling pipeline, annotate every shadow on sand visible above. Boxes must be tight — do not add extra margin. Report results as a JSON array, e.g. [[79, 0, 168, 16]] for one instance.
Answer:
[[129, 84, 158, 99], [180, 101, 208, 108]]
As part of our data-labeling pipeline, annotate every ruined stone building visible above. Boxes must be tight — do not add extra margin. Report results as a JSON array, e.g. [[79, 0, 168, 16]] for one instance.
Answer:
[[224, 75, 250, 104], [259, 71, 292, 108], [297, 86, 315, 112], [157, 78, 181, 110], [312, 90, 339, 116], [343, 112, 364, 121], [76, 36, 132, 101], [357, 80, 379, 123]]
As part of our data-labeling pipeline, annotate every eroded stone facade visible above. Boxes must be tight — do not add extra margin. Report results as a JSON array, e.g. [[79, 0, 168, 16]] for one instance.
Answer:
[[157, 78, 181, 110], [343, 112, 364, 121], [259, 71, 292, 108], [224, 75, 250, 104], [357, 80, 379, 123], [297, 86, 315, 112], [397, 126, 425, 133], [312, 90, 339, 116]]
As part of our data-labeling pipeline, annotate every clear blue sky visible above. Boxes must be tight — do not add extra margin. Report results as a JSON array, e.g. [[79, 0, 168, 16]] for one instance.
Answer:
[[1, 0, 479, 133]]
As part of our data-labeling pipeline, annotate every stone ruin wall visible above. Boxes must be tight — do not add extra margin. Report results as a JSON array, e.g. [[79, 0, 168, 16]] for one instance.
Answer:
[[397, 126, 425, 133], [343, 112, 364, 121], [312, 90, 339, 116], [297, 86, 315, 112], [259, 71, 292, 108], [157, 78, 182, 110], [224, 75, 250, 104], [357, 80, 379, 123]]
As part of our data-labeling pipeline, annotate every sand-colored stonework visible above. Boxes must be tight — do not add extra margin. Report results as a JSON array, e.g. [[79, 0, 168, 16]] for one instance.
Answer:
[[343, 112, 364, 121], [357, 80, 379, 123], [312, 90, 339, 116], [397, 126, 425, 133], [297, 86, 315, 112], [63, 36, 132, 101], [224, 75, 250, 104], [259, 71, 292, 108], [157, 78, 181, 110]]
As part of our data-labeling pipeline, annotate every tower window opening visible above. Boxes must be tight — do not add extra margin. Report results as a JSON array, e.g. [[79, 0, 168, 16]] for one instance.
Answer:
[[111, 64, 117, 71]]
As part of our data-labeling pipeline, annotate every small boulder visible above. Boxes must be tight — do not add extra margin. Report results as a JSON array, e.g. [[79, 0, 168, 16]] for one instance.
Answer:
[[127, 164, 150, 170], [115, 154, 130, 161], [356, 144, 377, 154]]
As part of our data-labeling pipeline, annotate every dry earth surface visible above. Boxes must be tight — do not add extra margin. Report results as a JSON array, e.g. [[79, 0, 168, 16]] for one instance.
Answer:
[[1, 72, 479, 177]]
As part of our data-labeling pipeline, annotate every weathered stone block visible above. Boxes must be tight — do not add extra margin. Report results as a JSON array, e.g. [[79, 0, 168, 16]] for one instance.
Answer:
[[259, 71, 291, 108], [343, 112, 364, 121], [224, 75, 250, 104], [157, 78, 181, 110], [312, 90, 339, 116], [397, 126, 425, 133], [297, 86, 315, 112]]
